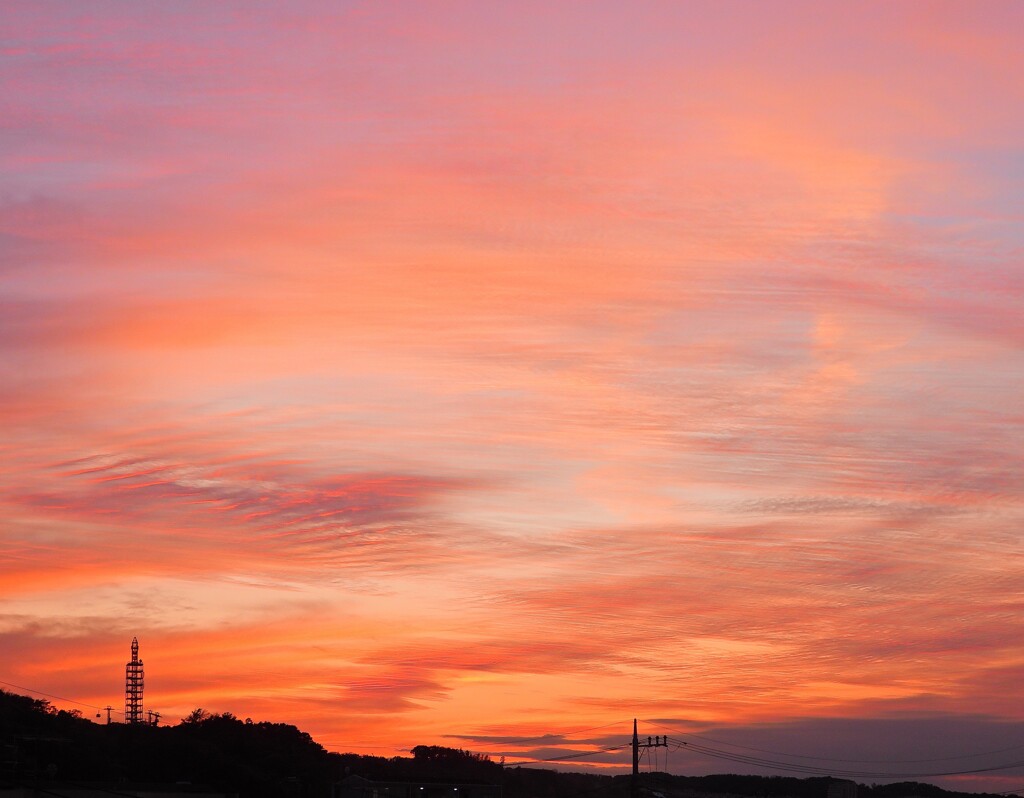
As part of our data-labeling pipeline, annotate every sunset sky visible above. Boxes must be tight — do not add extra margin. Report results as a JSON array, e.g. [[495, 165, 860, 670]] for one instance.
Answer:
[[3, 1, 1024, 792]]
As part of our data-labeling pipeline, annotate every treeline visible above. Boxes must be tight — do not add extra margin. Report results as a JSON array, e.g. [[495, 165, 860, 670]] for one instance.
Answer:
[[0, 690, 1007, 798], [1, 691, 337, 795]]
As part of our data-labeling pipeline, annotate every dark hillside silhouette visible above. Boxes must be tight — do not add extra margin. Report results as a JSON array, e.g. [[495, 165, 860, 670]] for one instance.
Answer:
[[0, 691, 1010, 798]]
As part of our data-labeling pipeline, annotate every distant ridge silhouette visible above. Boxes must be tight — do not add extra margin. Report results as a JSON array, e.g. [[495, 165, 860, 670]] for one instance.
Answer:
[[0, 690, 1009, 798]]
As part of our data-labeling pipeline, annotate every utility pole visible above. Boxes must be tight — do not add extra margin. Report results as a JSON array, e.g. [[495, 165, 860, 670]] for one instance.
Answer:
[[104, 706, 112, 725], [631, 719, 667, 798], [633, 719, 639, 783]]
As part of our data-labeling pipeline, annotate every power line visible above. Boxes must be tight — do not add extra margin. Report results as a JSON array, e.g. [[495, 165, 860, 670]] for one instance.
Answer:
[[646, 721, 1024, 765], [447, 719, 629, 748], [667, 736, 1024, 780], [469, 719, 1024, 781], [506, 744, 628, 766], [0, 678, 123, 715]]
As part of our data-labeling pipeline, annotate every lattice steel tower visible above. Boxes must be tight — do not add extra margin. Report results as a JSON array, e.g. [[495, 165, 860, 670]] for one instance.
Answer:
[[125, 636, 144, 723]]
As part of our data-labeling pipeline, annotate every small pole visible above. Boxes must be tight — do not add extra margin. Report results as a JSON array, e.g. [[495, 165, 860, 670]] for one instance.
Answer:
[[632, 719, 639, 798]]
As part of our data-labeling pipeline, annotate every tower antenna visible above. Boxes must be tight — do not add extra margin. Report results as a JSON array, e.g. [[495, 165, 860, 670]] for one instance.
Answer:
[[125, 637, 144, 724]]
